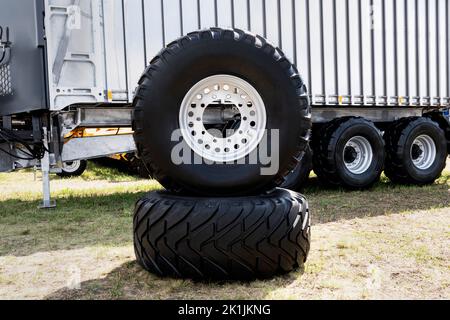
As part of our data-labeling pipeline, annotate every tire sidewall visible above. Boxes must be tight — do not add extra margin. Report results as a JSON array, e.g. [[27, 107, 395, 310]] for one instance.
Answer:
[[137, 36, 308, 194], [58, 160, 87, 177], [400, 122, 447, 182], [333, 123, 385, 188]]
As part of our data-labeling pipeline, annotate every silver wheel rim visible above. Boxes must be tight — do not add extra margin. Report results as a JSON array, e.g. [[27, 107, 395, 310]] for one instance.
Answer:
[[343, 136, 373, 175], [179, 75, 267, 162], [410, 135, 436, 170], [62, 160, 81, 173]]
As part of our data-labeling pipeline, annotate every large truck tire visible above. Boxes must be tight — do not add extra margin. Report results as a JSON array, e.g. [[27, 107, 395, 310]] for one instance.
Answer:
[[384, 117, 448, 185], [312, 117, 385, 189], [133, 189, 311, 280], [57, 160, 87, 178], [281, 146, 313, 191], [133, 28, 311, 196]]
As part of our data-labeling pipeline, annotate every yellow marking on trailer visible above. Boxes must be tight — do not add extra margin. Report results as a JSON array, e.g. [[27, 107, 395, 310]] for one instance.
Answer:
[[63, 127, 134, 142]]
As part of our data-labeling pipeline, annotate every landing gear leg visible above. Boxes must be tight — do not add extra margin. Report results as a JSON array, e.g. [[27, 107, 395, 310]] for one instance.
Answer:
[[39, 127, 56, 209]]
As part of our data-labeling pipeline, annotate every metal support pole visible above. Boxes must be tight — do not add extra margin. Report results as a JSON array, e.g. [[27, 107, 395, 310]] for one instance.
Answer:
[[39, 127, 56, 209]]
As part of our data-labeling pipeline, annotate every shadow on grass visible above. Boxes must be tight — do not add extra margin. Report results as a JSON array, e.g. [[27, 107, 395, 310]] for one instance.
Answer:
[[0, 191, 148, 257], [303, 176, 450, 224], [1, 174, 449, 257], [45, 261, 301, 300]]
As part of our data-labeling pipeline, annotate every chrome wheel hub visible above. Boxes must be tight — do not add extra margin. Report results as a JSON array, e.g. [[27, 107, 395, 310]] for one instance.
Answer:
[[411, 135, 436, 170], [343, 136, 373, 175], [179, 75, 267, 162]]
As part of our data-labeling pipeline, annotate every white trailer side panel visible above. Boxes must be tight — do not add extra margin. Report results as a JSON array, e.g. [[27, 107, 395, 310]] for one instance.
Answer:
[[44, 0, 450, 110]]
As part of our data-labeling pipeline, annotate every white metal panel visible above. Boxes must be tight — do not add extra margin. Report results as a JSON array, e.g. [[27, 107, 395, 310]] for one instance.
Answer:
[[264, 0, 279, 47], [384, 0, 396, 103], [348, 0, 363, 100], [395, 0, 407, 102], [335, 0, 349, 98], [143, 0, 165, 62], [438, 0, 448, 101], [309, 0, 325, 100], [199, 0, 216, 29], [216, 0, 233, 28], [46, 0, 450, 110], [407, 0, 419, 100], [233, 0, 249, 30], [123, 0, 145, 99], [45, 0, 106, 110], [322, 0, 337, 100], [360, 0, 374, 101], [249, 0, 264, 37], [163, 0, 182, 42], [280, 0, 295, 63], [295, 0, 310, 91], [102, 0, 127, 100], [428, 0, 438, 102]]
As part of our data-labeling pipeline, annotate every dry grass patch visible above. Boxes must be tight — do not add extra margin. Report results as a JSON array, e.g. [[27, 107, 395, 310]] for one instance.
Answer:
[[0, 162, 449, 300]]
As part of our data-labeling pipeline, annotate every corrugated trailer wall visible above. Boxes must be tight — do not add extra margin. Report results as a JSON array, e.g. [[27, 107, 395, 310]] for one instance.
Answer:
[[47, 0, 450, 109]]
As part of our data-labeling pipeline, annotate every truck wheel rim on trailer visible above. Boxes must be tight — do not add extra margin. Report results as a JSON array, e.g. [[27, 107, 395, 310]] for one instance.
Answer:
[[61, 160, 82, 173], [410, 135, 437, 170], [179, 75, 267, 162], [343, 136, 373, 175]]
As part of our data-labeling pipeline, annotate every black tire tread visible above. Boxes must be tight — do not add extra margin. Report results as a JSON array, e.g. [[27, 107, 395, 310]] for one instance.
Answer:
[[384, 117, 447, 184], [133, 189, 310, 280], [312, 117, 383, 187], [132, 28, 311, 194]]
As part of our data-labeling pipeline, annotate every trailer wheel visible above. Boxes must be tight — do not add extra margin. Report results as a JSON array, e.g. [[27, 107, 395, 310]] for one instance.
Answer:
[[281, 146, 313, 191], [57, 160, 87, 178], [384, 117, 447, 185], [133, 28, 311, 196], [133, 189, 310, 280], [312, 117, 385, 188]]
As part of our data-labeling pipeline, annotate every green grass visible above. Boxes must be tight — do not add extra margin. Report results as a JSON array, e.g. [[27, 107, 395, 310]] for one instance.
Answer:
[[0, 162, 449, 300]]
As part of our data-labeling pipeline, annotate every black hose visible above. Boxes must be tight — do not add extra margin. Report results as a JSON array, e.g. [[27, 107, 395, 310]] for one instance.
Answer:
[[0, 127, 47, 160]]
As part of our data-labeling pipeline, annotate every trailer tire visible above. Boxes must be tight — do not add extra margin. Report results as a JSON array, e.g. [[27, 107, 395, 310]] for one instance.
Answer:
[[133, 28, 311, 196], [133, 188, 311, 280], [57, 160, 87, 178], [384, 117, 447, 185], [312, 117, 385, 188], [281, 146, 313, 191]]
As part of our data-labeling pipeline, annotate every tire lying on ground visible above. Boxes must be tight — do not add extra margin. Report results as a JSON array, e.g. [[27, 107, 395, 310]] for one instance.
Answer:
[[133, 28, 311, 196], [312, 117, 385, 189], [57, 160, 87, 178], [281, 146, 313, 191], [384, 117, 448, 185], [133, 188, 311, 280]]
